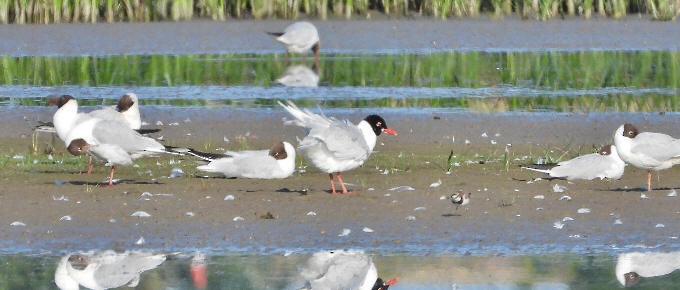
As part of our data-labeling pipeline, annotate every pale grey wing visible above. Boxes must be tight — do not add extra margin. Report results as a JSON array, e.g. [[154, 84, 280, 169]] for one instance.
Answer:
[[551, 153, 616, 180], [233, 150, 282, 177], [91, 144, 133, 165], [281, 22, 318, 44], [310, 253, 371, 290], [279, 101, 333, 130], [631, 132, 680, 163], [93, 253, 165, 288], [306, 119, 370, 161], [208, 150, 280, 178], [300, 251, 336, 281], [88, 106, 122, 122], [91, 120, 164, 152]]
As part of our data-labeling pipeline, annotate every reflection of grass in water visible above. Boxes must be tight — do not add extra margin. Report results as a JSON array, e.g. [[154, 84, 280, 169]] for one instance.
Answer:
[[3, 52, 680, 113], [2, 51, 678, 89]]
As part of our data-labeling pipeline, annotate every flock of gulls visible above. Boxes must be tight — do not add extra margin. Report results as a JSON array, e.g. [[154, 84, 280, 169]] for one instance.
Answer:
[[32, 21, 680, 289]]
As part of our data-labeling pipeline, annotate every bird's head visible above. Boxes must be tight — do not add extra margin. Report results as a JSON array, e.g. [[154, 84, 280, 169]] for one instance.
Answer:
[[364, 115, 397, 136], [67, 139, 90, 156], [372, 277, 398, 290]]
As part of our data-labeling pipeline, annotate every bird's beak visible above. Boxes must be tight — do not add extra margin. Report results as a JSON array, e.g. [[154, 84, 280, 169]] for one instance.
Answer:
[[383, 128, 398, 136], [48, 98, 58, 105], [386, 278, 398, 286]]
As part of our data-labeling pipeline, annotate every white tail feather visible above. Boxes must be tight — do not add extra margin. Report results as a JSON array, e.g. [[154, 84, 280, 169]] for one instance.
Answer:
[[522, 167, 551, 174]]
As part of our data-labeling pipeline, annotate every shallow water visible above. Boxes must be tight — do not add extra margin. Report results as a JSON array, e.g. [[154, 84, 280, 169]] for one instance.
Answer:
[[1, 52, 678, 113], [6, 251, 680, 289]]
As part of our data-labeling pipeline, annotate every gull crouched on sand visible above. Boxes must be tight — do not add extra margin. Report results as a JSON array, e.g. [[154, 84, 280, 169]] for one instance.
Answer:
[[523, 144, 626, 180], [299, 249, 397, 290], [190, 141, 296, 179], [267, 21, 320, 63], [55, 250, 167, 290], [613, 123, 680, 191], [279, 100, 397, 195]]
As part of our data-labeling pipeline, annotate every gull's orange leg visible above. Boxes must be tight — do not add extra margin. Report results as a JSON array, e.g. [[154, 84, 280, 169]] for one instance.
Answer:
[[107, 166, 116, 188], [329, 173, 338, 195], [86, 156, 93, 175], [335, 173, 356, 195]]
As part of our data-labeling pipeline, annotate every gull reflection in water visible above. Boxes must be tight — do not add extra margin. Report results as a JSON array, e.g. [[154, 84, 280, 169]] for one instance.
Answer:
[[275, 64, 320, 87], [299, 249, 397, 290], [616, 251, 680, 287], [190, 251, 208, 289], [54, 250, 167, 290]]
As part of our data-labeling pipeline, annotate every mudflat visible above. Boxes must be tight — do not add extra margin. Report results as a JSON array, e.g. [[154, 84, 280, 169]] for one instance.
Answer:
[[1, 106, 679, 254]]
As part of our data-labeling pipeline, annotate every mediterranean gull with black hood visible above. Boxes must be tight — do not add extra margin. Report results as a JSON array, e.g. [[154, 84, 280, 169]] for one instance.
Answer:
[[279, 100, 397, 194]]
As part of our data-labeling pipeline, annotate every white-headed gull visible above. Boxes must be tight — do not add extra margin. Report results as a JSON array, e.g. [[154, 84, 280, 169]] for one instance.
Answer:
[[616, 251, 680, 287], [614, 123, 680, 191], [299, 250, 397, 290], [54, 250, 167, 290], [191, 141, 296, 179], [275, 64, 319, 87], [279, 100, 397, 194], [450, 190, 471, 210], [524, 144, 626, 180], [268, 21, 320, 62], [65, 117, 178, 187]]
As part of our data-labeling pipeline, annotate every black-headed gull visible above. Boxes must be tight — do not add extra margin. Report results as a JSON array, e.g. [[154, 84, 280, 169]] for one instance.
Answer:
[[65, 117, 177, 187], [450, 190, 471, 210], [524, 145, 626, 180], [279, 100, 397, 194], [616, 251, 680, 287], [191, 141, 296, 179], [299, 250, 397, 290], [614, 123, 680, 191], [55, 250, 166, 290], [49, 94, 159, 174], [268, 21, 320, 62], [88, 93, 145, 131]]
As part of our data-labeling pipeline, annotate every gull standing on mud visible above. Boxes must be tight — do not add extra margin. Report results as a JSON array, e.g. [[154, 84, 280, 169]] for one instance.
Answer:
[[55, 250, 167, 290], [616, 251, 680, 287], [190, 141, 296, 179], [613, 123, 680, 191], [279, 101, 397, 194], [48, 94, 158, 174], [268, 21, 320, 63], [523, 145, 626, 180], [299, 250, 398, 290], [65, 116, 178, 187]]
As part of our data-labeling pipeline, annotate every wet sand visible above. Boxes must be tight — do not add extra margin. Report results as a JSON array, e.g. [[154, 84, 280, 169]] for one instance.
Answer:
[[1, 107, 679, 254]]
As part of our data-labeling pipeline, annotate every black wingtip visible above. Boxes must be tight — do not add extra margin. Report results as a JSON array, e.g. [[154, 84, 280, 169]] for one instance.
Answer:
[[135, 128, 162, 135], [185, 148, 230, 161], [267, 32, 284, 37]]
